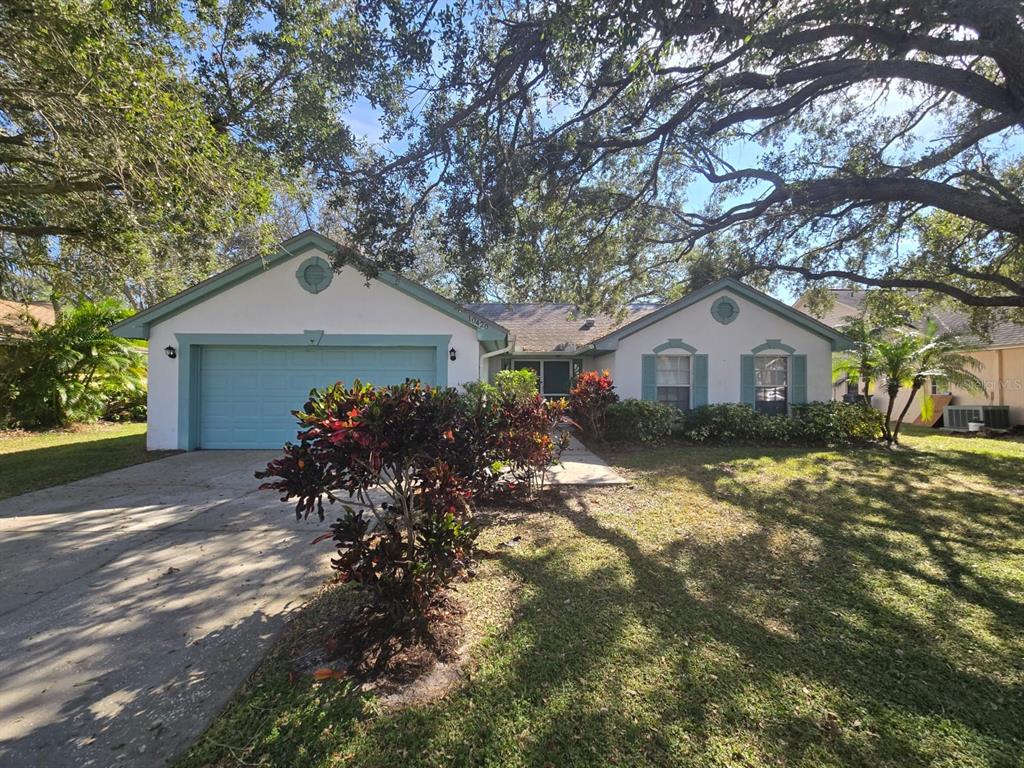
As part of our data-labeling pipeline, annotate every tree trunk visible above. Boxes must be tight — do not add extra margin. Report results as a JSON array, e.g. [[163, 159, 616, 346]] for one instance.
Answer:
[[883, 388, 898, 444], [402, 474, 416, 563], [892, 383, 922, 444]]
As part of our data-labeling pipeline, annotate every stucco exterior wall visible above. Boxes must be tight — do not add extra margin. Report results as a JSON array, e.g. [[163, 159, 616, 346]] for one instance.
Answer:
[[611, 290, 835, 402], [583, 353, 616, 379], [146, 247, 482, 450]]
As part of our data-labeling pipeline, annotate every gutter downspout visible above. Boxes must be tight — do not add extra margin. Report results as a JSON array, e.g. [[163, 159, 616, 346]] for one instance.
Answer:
[[480, 335, 515, 382]]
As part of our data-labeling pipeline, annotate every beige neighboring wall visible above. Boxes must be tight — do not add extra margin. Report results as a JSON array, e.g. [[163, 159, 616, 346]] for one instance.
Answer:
[[868, 347, 1024, 427], [947, 346, 1024, 426]]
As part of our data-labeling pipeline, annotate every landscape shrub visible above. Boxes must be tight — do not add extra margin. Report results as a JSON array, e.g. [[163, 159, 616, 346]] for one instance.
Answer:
[[257, 378, 570, 615], [102, 385, 148, 422], [257, 381, 478, 614], [496, 395, 573, 494], [461, 366, 538, 412], [605, 399, 678, 445], [494, 367, 539, 403], [0, 300, 145, 428], [677, 402, 883, 446], [678, 403, 781, 443], [569, 370, 618, 440], [789, 401, 885, 445]]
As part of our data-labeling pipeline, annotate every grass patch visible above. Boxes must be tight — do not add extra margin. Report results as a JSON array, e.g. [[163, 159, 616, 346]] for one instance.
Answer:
[[0, 422, 173, 498], [178, 431, 1024, 768]]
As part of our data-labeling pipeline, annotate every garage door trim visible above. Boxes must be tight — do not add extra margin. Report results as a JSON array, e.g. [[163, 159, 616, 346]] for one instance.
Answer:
[[173, 333, 452, 450]]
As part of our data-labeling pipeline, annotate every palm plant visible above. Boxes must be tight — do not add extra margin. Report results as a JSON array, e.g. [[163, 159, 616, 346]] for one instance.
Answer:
[[891, 320, 985, 442], [875, 333, 920, 445], [0, 300, 145, 428], [832, 314, 884, 402]]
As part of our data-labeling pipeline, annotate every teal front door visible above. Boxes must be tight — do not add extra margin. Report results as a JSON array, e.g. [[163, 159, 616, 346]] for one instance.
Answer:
[[197, 345, 437, 448]]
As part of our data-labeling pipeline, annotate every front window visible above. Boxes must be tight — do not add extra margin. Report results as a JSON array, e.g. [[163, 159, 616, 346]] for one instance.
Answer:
[[755, 355, 788, 415], [930, 377, 947, 395], [656, 355, 691, 410]]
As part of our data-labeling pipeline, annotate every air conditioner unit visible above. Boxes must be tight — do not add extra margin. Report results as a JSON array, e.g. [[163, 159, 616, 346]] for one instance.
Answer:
[[944, 405, 1010, 431], [981, 405, 1011, 430], [944, 406, 982, 431]]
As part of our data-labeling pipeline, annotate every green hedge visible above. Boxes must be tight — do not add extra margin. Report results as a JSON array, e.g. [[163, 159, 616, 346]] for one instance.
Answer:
[[605, 401, 884, 447], [678, 402, 884, 447], [605, 400, 679, 445]]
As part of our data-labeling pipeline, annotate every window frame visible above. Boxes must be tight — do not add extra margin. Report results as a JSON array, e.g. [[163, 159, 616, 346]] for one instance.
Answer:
[[753, 354, 789, 415], [655, 353, 692, 411]]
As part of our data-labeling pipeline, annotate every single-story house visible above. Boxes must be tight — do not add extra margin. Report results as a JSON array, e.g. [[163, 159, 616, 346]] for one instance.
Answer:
[[793, 288, 1024, 428], [113, 231, 851, 450]]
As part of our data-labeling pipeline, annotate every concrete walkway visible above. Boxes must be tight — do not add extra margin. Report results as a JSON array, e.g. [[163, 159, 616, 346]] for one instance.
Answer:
[[0, 452, 330, 768], [547, 437, 627, 486]]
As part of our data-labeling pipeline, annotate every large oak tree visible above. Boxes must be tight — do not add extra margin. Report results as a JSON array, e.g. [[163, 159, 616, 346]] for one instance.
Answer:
[[350, 0, 1024, 317], [0, 0, 435, 303]]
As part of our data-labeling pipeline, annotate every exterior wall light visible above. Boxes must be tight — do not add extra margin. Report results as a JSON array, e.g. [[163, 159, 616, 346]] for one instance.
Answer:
[[164, 345, 177, 359], [449, 347, 457, 361]]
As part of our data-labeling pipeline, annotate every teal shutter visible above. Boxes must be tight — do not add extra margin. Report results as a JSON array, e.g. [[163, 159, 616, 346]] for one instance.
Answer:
[[641, 355, 657, 401], [692, 354, 708, 407], [740, 354, 755, 406], [791, 354, 808, 404]]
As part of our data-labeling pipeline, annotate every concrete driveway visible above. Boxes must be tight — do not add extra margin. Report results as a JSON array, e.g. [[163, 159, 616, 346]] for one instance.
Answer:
[[0, 451, 331, 768]]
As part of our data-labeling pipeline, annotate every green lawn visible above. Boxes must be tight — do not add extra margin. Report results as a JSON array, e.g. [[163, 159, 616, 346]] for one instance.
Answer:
[[0, 422, 173, 499], [179, 430, 1024, 768]]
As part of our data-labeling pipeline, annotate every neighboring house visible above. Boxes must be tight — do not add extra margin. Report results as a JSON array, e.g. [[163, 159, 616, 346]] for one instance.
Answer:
[[794, 289, 1024, 428], [113, 231, 851, 450], [0, 300, 55, 344]]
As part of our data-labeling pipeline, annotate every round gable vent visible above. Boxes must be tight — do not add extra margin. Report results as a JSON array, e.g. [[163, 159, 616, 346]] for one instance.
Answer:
[[711, 295, 739, 325], [296, 256, 332, 294]]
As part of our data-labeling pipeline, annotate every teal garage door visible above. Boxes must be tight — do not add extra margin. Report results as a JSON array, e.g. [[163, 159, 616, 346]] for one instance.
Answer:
[[197, 345, 436, 449]]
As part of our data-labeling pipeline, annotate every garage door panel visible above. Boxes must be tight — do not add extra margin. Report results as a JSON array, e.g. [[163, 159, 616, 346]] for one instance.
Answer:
[[198, 345, 437, 449]]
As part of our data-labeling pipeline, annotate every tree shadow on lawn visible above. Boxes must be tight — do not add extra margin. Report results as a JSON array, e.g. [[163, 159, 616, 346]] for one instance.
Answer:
[[184, 442, 1024, 767]]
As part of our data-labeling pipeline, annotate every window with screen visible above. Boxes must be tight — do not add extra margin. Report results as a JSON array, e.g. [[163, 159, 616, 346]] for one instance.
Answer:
[[754, 355, 788, 415], [656, 355, 691, 410]]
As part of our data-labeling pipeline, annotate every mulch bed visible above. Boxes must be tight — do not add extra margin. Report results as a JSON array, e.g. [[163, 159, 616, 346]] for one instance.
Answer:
[[289, 591, 466, 693]]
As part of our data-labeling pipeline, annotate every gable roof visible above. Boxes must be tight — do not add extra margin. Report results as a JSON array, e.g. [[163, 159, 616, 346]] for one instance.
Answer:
[[112, 231, 508, 343], [800, 288, 1024, 349], [0, 300, 55, 340], [465, 302, 659, 353], [585, 278, 853, 352]]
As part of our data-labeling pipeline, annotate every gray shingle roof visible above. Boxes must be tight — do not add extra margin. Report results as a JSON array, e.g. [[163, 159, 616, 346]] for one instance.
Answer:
[[813, 289, 1024, 348], [464, 302, 659, 353]]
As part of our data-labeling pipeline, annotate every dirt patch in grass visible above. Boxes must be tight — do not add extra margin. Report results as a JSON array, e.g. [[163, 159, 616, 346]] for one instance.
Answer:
[[288, 593, 467, 693]]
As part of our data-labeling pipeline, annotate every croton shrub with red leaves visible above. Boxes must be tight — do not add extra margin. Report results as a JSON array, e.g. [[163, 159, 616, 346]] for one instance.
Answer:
[[256, 379, 571, 613], [569, 370, 619, 441]]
